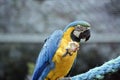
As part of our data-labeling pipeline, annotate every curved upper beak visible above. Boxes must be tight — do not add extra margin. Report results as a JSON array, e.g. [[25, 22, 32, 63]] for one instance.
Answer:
[[79, 29, 91, 42]]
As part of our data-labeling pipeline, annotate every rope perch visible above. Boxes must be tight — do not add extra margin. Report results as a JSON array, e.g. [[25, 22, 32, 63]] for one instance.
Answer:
[[61, 56, 120, 80]]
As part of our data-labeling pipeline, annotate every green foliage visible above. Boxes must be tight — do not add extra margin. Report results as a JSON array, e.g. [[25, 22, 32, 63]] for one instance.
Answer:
[[28, 62, 35, 75]]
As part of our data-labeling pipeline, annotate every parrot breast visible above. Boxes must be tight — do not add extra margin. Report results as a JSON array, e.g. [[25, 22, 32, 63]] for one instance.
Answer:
[[46, 27, 79, 80]]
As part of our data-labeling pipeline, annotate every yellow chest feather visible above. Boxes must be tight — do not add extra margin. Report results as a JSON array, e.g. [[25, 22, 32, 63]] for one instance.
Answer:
[[46, 27, 79, 80]]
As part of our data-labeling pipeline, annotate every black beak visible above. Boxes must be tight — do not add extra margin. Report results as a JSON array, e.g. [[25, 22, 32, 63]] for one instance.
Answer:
[[79, 29, 91, 42]]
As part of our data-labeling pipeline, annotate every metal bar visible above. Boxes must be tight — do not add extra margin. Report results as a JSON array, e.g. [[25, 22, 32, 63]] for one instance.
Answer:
[[87, 33, 120, 43], [0, 33, 119, 43], [0, 34, 47, 43]]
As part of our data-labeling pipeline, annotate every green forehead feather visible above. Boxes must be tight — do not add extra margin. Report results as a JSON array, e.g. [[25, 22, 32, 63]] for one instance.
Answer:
[[78, 21, 91, 27], [64, 21, 91, 32]]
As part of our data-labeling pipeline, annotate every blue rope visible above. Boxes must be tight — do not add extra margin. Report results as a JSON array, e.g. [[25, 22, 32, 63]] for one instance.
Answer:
[[62, 56, 120, 80]]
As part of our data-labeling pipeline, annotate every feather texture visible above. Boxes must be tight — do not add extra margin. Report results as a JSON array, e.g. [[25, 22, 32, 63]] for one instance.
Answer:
[[32, 30, 63, 80]]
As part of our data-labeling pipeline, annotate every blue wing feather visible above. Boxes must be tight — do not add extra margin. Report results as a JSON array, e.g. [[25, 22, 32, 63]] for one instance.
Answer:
[[32, 30, 63, 80]]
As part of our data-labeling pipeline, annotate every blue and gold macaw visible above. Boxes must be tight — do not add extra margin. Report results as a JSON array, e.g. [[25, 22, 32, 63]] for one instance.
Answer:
[[32, 21, 91, 80]]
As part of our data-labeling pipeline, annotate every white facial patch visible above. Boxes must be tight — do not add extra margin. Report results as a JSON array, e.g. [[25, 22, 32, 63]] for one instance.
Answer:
[[73, 30, 81, 38]]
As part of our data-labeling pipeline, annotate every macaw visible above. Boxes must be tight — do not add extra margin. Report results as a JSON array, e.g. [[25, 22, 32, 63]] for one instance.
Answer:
[[32, 21, 91, 80]]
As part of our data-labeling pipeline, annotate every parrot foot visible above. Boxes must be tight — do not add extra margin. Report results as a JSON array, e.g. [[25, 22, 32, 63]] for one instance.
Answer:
[[62, 41, 79, 57], [62, 49, 73, 57]]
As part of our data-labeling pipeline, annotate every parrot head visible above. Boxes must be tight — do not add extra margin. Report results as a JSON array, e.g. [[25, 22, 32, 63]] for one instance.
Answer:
[[64, 21, 91, 42]]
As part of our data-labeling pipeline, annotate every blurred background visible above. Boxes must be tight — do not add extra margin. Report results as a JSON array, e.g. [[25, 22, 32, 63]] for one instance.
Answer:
[[0, 0, 120, 80]]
